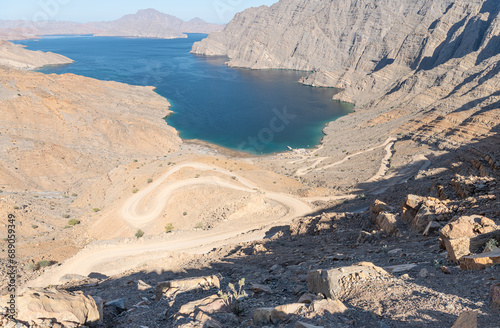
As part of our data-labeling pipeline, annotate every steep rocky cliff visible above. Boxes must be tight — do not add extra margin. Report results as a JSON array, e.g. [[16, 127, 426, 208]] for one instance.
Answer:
[[192, 0, 500, 150]]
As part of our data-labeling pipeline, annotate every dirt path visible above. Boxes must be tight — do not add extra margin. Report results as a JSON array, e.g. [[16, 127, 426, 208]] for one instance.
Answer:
[[295, 137, 397, 176], [27, 162, 313, 287]]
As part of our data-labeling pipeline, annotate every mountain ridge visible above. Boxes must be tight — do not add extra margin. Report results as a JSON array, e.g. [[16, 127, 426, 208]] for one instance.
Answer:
[[0, 9, 224, 40]]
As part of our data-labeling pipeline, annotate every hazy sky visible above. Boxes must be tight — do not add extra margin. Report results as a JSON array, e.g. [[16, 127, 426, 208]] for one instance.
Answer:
[[0, 0, 279, 24]]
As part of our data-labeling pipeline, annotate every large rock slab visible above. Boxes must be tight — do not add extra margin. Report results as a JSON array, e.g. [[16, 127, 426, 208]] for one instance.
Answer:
[[440, 215, 499, 262], [460, 249, 500, 270], [307, 262, 387, 298], [376, 212, 400, 236], [2, 288, 101, 326], [451, 310, 477, 328], [156, 275, 220, 300]]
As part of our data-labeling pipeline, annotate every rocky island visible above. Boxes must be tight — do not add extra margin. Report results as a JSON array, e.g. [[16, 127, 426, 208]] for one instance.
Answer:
[[0, 1, 499, 327]]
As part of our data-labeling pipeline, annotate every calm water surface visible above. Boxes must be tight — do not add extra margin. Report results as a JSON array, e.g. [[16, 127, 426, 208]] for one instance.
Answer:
[[16, 34, 352, 154]]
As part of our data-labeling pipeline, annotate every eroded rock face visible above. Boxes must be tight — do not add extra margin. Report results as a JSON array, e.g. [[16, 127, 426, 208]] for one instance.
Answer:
[[1, 288, 102, 326], [193, 0, 500, 151], [307, 262, 387, 299]]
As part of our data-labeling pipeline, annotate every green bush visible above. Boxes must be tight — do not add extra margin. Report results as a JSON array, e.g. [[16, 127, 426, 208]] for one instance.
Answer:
[[68, 219, 81, 226], [135, 229, 144, 239], [62, 214, 70, 219], [165, 223, 174, 233], [93, 208, 100, 212], [132, 188, 140, 194], [183, 212, 187, 216], [37, 260, 54, 268], [31, 224, 38, 229], [147, 178, 153, 184]]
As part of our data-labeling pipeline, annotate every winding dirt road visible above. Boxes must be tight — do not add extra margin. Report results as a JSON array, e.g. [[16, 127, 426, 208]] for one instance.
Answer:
[[28, 162, 313, 287]]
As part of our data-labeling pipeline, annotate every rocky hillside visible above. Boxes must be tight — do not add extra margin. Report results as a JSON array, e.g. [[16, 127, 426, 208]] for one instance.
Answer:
[[192, 0, 499, 146], [0, 9, 224, 40], [0, 67, 181, 191], [0, 40, 73, 69]]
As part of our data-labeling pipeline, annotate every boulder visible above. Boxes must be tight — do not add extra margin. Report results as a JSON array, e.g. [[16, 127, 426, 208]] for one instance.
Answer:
[[460, 249, 500, 270], [270, 303, 306, 323], [491, 284, 500, 309], [376, 212, 400, 235], [6, 288, 101, 326], [370, 200, 392, 217], [310, 299, 347, 314], [401, 195, 425, 222], [251, 283, 272, 294], [451, 310, 477, 328], [307, 262, 387, 298], [253, 307, 273, 325], [156, 275, 220, 300], [175, 295, 229, 319], [440, 216, 499, 262]]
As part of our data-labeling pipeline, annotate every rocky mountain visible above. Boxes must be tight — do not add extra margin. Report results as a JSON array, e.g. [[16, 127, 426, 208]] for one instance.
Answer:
[[0, 66, 181, 191], [0, 40, 74, 69], [0, 9, 224, 40], [192, 0, 500, 150]]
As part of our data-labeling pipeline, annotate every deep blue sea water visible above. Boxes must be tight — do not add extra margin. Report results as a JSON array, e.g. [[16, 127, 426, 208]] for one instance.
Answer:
[[15, 34, 353, 154]]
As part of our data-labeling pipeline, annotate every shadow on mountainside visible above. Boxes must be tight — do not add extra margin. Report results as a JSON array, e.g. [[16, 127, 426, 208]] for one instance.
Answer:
[[54, 127, 500, 328]]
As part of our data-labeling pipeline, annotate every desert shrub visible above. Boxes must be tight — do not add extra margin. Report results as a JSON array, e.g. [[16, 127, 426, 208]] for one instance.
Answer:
[[165, 223, 174, 233], [37, 260, 54, 268], [183, 212, 187, 216], [31, 224, 38, 229], [132, 188, 140, 194], [135, 229, 144, 239], [62, 214, 70, 219], [93, 208, 100, 212], [485, 238, 499, 252], [218, 278, 248, 315], [147, 178, 153, 184], [68, 219, 81, 226]]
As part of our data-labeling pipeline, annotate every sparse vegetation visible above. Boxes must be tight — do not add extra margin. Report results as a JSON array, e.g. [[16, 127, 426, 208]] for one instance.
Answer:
[[484, 238, 499, 253], [195, 222, 205, 230], [147, 178, 153, 184], [135, 229, 144, 239], [72, 193, 78, 197], [218, 278, 248, 315], [37, 260, 54, 269], [183, 212, 187, 216], [62, 214, 70, 219], [68, 219, 81, 226], [31, 224, 38, 229], [165, 223, 174, 233], [93, 208, 101, 212], [133, 188, 140, 193]]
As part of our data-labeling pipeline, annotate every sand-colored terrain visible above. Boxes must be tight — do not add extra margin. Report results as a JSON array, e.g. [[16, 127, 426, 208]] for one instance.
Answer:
[[0, 40, 73, 69]]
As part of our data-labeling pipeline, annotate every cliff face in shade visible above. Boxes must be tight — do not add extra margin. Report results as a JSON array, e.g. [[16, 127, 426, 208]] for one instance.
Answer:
[[192, 0, 500, 150], [0, 40, 74, 69], [0, 9, 224, 40]]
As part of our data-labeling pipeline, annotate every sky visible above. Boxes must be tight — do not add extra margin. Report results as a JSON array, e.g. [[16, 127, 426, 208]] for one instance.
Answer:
[[0, 0, 279, 24]]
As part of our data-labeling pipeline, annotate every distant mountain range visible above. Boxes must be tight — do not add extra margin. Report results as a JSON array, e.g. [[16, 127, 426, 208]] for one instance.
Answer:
[[0, 9, 224, 40]]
